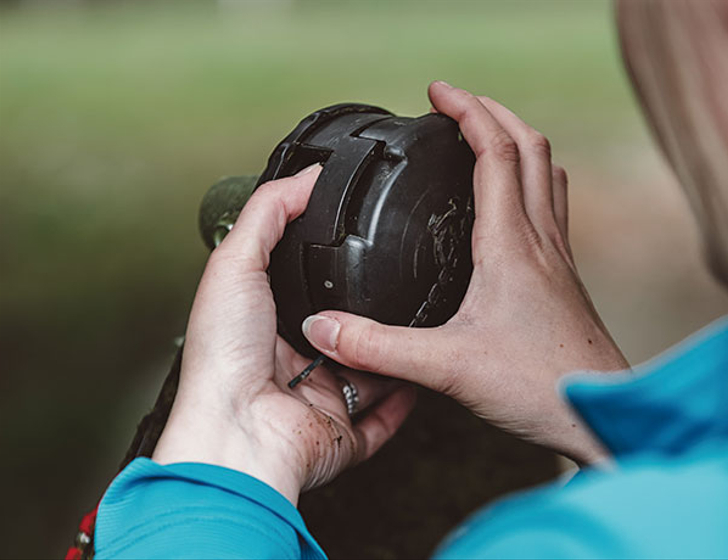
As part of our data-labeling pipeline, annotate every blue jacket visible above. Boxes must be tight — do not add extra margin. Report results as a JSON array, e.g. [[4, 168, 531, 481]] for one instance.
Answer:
[[95, 317, 728, 559]]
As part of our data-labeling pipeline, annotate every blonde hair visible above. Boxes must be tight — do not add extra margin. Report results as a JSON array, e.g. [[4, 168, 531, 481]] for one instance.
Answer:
[[617, 0, 728, 280]]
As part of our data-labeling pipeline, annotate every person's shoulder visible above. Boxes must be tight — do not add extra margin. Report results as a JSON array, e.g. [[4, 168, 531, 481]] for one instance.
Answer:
[[434, 449, 728, 560]]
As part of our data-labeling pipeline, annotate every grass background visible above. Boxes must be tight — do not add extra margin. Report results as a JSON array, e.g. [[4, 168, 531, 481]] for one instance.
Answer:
[[1, 1, 727, 558]]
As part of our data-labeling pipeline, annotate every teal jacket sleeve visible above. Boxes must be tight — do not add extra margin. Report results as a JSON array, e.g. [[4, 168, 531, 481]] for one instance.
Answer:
[[94, 458, 326, 560]]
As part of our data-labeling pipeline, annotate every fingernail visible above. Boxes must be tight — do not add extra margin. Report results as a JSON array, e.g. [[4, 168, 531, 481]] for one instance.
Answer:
[[434, 80, 453, 89], [295, 163, 322, 176], [302, 315, 340, 352]]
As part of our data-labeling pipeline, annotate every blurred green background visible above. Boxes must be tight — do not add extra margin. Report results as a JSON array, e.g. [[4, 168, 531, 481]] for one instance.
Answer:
[[1, 1, 727, 558]]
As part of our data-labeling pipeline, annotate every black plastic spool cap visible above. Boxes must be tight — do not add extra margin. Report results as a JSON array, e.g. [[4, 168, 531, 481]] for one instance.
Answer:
[[248, 103, 476, 357]]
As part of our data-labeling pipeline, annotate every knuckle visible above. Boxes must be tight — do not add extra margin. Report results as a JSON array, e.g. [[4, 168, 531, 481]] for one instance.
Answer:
[[249, 180, 272, 198], [542, 221, 564, 246], [551, 232, 574, 264], [242, 185, 286, 226], [553, 234, 569, 256], [553, 165, 568, 185], [526, 130, 551, 157], [462, 90, 482, 109], [248, 180, 284, 208], [452, 85, 474, 101], [351, 322, 386, 373], [490, 130, 520, 163], [240, 192, 267, 216], [255, 176, 281, 192]]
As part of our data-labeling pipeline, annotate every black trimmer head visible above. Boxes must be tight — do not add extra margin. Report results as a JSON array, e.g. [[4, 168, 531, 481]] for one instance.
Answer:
[[200, 103, 475, 357]]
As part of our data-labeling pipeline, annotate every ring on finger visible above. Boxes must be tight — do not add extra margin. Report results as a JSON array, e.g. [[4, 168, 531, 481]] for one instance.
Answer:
[[339, 378, 360, 416]]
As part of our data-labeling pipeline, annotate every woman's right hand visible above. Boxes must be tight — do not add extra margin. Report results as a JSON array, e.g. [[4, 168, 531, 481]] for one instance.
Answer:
[[301, 81, 630, 466]]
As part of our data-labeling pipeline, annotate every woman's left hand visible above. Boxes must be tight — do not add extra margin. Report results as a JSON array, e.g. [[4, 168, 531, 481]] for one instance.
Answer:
[[152, 164, 417, 505]]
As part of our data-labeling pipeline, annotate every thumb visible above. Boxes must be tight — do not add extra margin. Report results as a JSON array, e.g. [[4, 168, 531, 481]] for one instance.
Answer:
[[302, 311, 448, 389]]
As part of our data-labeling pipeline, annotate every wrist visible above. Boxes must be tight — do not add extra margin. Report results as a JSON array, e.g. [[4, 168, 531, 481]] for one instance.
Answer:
[[562, 425, 611, 467], [152, 400, 304, 506]]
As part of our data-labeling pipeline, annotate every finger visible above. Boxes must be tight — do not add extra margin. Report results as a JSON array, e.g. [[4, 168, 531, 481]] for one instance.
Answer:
[[551, 165, 574, 265], [353, 385, 417, 463], [552, 165, 569, 241], [287, 356, 398, 412], [475, 96, 557, 236], [427, 81, 526, 231], [302, 311, 452, 391], [215, 164, 322, 272], [281, 335, 407, 417]]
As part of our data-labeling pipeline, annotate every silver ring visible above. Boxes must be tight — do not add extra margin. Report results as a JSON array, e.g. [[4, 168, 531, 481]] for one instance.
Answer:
[[340, 379, 359, 416]]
